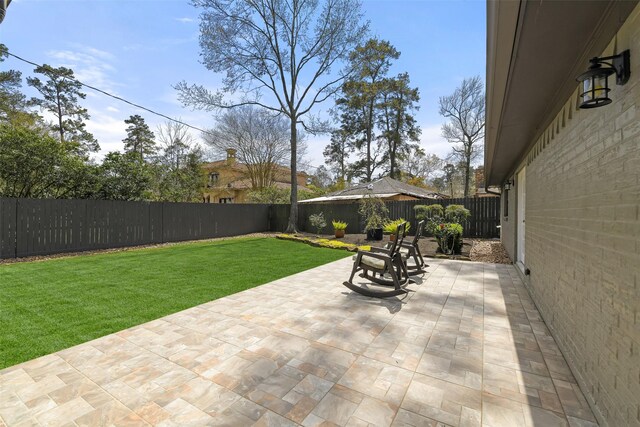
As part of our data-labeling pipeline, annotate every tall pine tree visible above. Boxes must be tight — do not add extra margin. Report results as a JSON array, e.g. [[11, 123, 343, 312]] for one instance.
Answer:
[[27, 65, 98, 155], [377, 73, 421, 179], [123, 114, 155, 159], [334, 38, 399, 182]]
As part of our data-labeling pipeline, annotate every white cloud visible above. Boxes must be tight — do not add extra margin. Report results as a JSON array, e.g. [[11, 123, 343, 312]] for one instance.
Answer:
[[418, 124, 451, 159], [46, 45, 120, 94], [85, 110, 128, 158], [176, 17, 196, 23]]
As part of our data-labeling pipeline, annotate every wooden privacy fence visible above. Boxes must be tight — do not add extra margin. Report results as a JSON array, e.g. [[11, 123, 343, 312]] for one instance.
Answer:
[[0, 198, 270, 259], [270, 197, 501, 238], [0, 196, 500, 259]]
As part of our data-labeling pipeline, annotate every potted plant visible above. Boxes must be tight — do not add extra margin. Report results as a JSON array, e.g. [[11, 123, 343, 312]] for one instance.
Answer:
[[332, 220, 348, 238], [383, 218, 411, 241], [358, 196, 388, 241], [309, 212, 327, 236]]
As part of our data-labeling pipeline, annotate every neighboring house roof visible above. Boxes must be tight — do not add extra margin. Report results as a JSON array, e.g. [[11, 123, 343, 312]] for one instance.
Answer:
[[485, 0, 636, 186], [300, 177, 445, 203]]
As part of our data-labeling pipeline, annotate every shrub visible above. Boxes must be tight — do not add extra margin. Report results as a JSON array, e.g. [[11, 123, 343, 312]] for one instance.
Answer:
[[433, 222, 463, 255], [309, 212, 327, 235], [445, 205, 471, 224], [382, 218, 411, 235], [358, 196, 389, 232], [332, 220, 347, 231], [414, 204, 444, 221]]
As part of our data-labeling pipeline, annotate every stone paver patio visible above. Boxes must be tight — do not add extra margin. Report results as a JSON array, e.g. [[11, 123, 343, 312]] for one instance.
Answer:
[[0, 257, 599, 426]]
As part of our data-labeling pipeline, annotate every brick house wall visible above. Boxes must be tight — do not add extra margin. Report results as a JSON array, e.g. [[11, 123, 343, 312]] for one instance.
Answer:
[[501, 7, 640, 425]]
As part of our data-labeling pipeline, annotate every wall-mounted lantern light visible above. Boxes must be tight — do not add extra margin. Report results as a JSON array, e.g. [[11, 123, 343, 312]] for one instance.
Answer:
[[577, 50, 630, 109], [504, 179, 514, 191]]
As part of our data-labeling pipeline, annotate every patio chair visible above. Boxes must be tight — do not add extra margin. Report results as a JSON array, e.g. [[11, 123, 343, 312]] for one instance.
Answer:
[[387, 220, 427, 275], [343, 222, 410, 298]]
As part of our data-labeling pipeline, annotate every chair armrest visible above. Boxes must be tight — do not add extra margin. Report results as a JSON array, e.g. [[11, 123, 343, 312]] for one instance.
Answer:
[[356, 250, 391, 261]]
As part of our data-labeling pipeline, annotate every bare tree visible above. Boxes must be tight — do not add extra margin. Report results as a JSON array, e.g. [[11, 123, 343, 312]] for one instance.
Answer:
[[153, 121, 204, 202], [175, 0, 368, 232], [156, 121, 195, 170], [400, 146, 443, 183], [205, 106, 307, 189], [439, 76, 485, 197]]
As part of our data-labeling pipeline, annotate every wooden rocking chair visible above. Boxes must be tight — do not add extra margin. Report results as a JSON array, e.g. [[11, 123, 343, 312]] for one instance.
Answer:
[[391, 220, 427, 275], [343, 222, 410, 298]]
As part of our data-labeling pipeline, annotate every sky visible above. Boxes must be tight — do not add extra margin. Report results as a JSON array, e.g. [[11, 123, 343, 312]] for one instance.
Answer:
[[0, 0, 486, 172]]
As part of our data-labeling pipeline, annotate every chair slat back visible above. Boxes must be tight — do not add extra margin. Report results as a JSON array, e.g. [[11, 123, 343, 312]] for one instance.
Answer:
[[411, 220, 425, 246], [384, 222, 407, 256], [392, 222, 407, 254]]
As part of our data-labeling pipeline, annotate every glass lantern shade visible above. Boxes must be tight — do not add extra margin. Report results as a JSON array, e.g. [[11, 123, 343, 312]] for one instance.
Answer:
[[577, 65, 615, 109]]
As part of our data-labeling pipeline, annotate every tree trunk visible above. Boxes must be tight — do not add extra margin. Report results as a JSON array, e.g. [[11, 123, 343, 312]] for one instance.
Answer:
[[56, 86, 64, 144], [390, 146, 396, 179], [285, 118, 298, 233], [464, 146, 471, 197]]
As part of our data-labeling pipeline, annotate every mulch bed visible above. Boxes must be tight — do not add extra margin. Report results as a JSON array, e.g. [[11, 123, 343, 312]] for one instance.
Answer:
[[297, 232, 472, 260], [296, 232, 512, 264]]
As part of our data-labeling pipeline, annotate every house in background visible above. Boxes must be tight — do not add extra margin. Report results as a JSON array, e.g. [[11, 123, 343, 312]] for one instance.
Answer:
[[299, 176, 447, 204], [473, 166, 499, 198], [202, 149, 310, 203], [486, 1, 639, 425]]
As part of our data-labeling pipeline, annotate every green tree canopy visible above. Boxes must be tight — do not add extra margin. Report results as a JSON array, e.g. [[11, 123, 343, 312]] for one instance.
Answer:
[[377, 72, 421, 179], [0, 44, 37, 125], [27, 65, 98, 155], [97, 151, 152, 201], [0, 123, 98, 199], [334, 38, 400, 182], [123, 114, 156, 159]]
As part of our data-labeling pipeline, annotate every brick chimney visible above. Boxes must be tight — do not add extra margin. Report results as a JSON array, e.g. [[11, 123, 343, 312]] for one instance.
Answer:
[[226, 148, 237, 165]]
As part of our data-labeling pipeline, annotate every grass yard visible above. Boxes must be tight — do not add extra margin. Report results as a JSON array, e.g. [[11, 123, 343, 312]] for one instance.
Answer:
[[0, 237, 350, 369]]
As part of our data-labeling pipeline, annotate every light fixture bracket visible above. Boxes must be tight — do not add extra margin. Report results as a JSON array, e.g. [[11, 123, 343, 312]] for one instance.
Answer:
[[591, 49, 631, 85]]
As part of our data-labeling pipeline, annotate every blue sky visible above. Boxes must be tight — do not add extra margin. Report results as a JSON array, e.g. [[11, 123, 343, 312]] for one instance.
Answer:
[[1, 0, 486, 170]]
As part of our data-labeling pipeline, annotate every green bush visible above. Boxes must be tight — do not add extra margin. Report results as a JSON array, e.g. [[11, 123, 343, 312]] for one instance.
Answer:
[[358, 196, 389, 232], [445, 204, 471, 224], [414, 204, 443, 221], [433, 222, 463, 255]]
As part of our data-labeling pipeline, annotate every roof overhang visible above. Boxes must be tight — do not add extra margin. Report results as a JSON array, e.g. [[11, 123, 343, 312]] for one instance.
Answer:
[[485, 0, 638, 186]]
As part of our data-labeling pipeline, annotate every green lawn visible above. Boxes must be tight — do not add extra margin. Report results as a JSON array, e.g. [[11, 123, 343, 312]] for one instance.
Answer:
[[0, 237, 350, 369]]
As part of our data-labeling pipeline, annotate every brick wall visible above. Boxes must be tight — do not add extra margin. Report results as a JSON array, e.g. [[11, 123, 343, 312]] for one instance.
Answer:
[[503, 7, 640, 426]]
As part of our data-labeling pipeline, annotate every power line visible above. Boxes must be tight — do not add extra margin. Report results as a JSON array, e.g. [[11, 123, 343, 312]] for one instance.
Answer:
[[5, 49, 214, 137], [5, 48, 321, 171]]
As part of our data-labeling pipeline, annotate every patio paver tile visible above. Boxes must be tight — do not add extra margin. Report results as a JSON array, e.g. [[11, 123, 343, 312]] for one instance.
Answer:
[[0, 256, 600, 426]]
